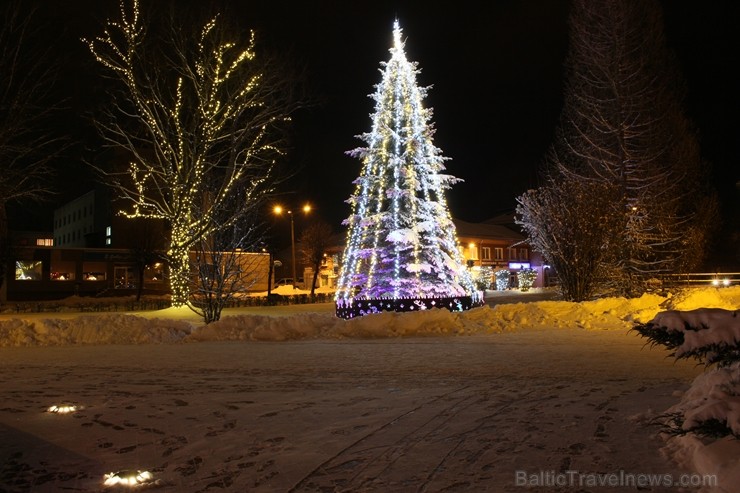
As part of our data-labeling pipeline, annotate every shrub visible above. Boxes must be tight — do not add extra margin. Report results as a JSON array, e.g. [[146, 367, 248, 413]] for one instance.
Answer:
[[634, 309, 740, 440], [517, 268, 537, 292], [494, 269, 510, 291]]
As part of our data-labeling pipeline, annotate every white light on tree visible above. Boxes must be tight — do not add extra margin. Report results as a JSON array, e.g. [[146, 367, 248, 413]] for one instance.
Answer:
[[335, 20, 482, 319], [516, 268, 537, 292], [84, 0, 296, 306]]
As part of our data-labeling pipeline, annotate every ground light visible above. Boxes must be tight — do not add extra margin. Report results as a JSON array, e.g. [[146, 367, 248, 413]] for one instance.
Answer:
[[103, 470, 155, 487], [46, 404, 79, 414]]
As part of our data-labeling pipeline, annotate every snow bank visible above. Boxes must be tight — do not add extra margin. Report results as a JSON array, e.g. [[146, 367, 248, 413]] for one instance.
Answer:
[[662, 286, 740, 312], [188, 312, 341, 341], [0, 314, 193, 347], [0, 286, 737, 347]]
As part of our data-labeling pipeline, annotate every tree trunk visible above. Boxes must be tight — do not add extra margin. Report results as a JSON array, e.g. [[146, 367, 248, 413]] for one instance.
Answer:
[[311, 260, 320, 298], [0, 201, 8, 302], [168, 240, 190, 306]]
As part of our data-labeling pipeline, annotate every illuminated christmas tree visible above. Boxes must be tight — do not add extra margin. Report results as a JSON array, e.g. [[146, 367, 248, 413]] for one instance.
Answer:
[[335, 20, 482, 319]]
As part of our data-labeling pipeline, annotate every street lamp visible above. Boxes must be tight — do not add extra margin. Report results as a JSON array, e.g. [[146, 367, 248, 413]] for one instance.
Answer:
[[273, 204, 311, 289]]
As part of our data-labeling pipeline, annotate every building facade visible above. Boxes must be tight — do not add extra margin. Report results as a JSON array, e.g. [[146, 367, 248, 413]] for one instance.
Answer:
[[3, 191, 270, 301]]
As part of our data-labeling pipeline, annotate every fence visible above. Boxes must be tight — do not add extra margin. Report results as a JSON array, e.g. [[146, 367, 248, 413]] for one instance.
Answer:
[[658, 272, 740, 289], [6, 292, 336, 315], [10, 299, 172, 314]]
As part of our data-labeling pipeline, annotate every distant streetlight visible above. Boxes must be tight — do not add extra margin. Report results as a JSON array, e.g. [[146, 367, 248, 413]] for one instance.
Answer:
[[273, 204, 311, 288]]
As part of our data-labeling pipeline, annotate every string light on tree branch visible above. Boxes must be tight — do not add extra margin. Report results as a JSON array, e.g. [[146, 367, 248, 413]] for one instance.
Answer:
[[85, 0, 296, 306], [335, 20, 482, 319]]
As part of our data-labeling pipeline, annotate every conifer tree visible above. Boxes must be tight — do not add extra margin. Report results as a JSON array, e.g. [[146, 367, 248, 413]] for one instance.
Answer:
[[335, 21, 481, 319], [518, 0, 717, 298]]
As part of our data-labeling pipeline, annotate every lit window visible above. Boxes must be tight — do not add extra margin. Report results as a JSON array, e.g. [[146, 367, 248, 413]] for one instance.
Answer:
[[114, 266, 136, 289], [15, 261, 42, 280], [468, 243, 478, 260], [494, 248, 504, 261], [36, 238, 54, 247], [83, 261, 106, 281], [51, 260, 75, 281], [481, 247, 491, 261], [144, 262, 164, 283], [106, 226, 112, 237]]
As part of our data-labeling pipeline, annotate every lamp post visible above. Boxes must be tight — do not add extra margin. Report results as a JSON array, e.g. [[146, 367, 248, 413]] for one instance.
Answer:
[[274, 204, 311, 289]]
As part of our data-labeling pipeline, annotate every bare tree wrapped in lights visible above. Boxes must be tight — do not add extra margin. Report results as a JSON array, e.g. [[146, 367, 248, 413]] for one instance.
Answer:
[[335, 21, 482, 319], [85, 0, 302, 305]]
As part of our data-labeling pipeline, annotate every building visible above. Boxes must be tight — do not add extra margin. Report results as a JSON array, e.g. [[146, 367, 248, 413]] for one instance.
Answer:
[[53, 189, 106, 247], [52, 188, 168, 250], [3, 191, 270, 301], [8, 245, 168, 300], [311, 219, 550, 293]]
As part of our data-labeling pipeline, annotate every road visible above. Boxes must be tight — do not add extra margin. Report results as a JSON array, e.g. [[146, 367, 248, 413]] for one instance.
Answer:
[[483, 288, 561, 307]]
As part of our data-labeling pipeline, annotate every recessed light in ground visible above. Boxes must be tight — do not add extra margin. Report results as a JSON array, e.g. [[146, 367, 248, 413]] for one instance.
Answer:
[[46, 404, 79, 414], [103, 470, 154, 487]]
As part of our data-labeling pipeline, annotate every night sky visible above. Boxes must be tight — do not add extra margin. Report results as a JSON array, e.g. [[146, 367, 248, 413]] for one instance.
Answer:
[[9, 1, 740, 250]]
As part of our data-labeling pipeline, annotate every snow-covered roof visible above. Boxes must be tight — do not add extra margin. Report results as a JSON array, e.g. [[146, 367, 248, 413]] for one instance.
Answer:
[[453, 218, 524, 241]]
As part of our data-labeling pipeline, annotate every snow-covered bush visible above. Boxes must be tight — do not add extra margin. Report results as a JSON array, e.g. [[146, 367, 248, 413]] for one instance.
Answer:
[[655, 361, 740, 440], [634, 308, 740, 440], [494, 269, 510, 291], [473, 266, 494, 290], [632, 308, 740, 368], [517, 268, 537, 292]]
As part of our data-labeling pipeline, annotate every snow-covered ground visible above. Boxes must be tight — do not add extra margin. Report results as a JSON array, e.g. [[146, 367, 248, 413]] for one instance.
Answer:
[[0, 286, 738, 491]]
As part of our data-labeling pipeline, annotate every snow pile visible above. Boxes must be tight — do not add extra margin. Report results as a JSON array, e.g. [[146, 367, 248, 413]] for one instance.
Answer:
[[0, 286, 738, 346], [189, 312, 340, 341], [0, 314, 192, 347], [662, 285, 740, 312]]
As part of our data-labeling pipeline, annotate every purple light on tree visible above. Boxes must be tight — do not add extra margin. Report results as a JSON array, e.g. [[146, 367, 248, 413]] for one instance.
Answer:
[[335, 20, 482, 319]]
